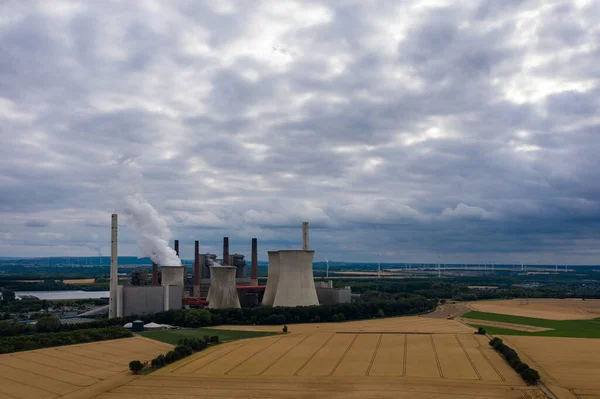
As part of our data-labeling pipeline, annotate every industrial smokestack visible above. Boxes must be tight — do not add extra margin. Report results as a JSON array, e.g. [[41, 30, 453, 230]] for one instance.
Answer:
[[223, 237, 229, 266], [109, 214, 118, 319], [193, 240, 200, 297], [152, 262, 158, 286], [251, 238, 258, 286], [302, 222, 309, 250], [174, 240, 179, 257]]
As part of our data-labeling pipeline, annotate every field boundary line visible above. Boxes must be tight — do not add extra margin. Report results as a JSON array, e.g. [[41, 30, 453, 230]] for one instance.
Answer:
[[39, 348, 124, 371], [472, 335, 505, 381], [258, 334, 312, 375], [224, 337, 284, 375], [402, 334, 407, 377], [329, 334, 359, 376], [54, 347, 125, 366], [0, 369, 62, 395], [171, 343, 241, 373], [568, 388, 582, 399], [9, 353, 103, 384], [430, 335, 444, 378], [501, 337, 557, 383], [365, 334, 382, 376], [186, 342, 248, 374], [293, 333, 335, 376], [454, 335, 481, 380]]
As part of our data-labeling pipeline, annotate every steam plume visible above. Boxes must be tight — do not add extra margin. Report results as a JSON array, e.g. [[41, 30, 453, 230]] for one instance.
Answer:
[[115, 159, 181, 266]]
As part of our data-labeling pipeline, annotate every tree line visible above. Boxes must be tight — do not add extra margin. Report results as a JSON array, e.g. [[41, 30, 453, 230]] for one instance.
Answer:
[[0, 326, 132, 354], [489, 337, 540, 385]]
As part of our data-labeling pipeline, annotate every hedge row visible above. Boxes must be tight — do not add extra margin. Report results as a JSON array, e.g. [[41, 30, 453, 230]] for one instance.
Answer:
[[130, 337, 218, 374], [0, 326, 133, 354], [489, 337, 540, 385]]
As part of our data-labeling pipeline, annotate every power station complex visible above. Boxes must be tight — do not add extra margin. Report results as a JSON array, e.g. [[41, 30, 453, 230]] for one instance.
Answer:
[[109, 216, 350, 318]]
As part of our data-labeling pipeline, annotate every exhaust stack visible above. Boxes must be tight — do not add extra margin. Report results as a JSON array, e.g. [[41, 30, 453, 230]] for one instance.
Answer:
[[152, 262, 158, 286], [251, 238, 258, 286], [109, 214, 118, 319], [223, 237, 229, 265], [302, 222, 309, 250], [193, 240, 200, 297], [174, 240, 179, 257]]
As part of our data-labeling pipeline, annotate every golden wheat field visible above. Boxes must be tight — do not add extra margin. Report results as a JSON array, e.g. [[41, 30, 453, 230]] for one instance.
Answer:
[[469, 298, 600, 320], [0, 337, 172, 399], [100, 316, 546, 399], [501, 335, 600, 399]]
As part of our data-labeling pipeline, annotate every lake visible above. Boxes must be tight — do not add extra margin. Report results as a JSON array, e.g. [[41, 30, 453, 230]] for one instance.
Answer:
[[15, 290, 110, 300]]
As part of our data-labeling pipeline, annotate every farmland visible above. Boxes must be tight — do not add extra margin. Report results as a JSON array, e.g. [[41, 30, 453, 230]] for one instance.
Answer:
[[101, 316, 544, 399], [500, 335, 600, 399], [0, 336, 172, 399], [462, 311, 600, 338], [469, 298, 600, 320], [139, 327, 277, 345]]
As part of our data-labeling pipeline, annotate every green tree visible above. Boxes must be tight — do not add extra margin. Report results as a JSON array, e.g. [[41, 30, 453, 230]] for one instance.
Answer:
[[1, 290, 15, 302], [184, 309, 212, 327], [129, 360, 144, 374]]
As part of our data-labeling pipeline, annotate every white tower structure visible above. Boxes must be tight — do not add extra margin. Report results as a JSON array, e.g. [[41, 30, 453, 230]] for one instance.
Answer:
[[208, 266, 240, 309], [262, 251, 281, 306], [262, 222, 320, 307], [109, 214, 118, 319]]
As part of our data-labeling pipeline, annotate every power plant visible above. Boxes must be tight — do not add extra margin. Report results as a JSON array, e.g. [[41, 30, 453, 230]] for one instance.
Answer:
[[108, 215, 348, 318]]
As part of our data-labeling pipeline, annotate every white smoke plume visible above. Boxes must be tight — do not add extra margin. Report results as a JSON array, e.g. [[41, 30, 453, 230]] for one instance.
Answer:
[[114, 159, 181, 266]]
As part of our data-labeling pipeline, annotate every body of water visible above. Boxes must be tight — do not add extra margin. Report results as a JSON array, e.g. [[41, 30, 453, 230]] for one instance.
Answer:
[[15, 290, 110, 300]]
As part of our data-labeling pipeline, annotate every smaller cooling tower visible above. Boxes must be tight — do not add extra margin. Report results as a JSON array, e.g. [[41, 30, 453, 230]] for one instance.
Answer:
[[161, 266, 185, 287], [207, 266, 240, 309], [262, 251, 281, 306]]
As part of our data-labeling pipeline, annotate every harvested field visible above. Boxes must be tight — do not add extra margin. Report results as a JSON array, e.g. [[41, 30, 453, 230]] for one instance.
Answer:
[[127, 331, 540, 399], [461, 318, 553, 332], [469, 299, 600, 320], [214, 315, 475, 334], [501, 335, 600, 397], [157, 331, 523, 384], [0, 337, 172, 399], [62, 278, 96, 284], [95, 375, 545, 399]]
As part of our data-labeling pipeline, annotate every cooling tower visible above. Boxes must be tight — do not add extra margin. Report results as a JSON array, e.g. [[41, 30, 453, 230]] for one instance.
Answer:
[[272, 250, 319, 307], [262, 251, 281, 306], [207, 266, 240, 309], [161, 266, 185, 287]]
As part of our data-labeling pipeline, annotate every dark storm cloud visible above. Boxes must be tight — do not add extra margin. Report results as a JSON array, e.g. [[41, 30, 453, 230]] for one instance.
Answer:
[[0, 0, 599, 263]]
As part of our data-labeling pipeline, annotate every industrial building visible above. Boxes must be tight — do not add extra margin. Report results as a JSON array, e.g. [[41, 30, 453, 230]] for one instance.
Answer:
[[108, 216, 350, 317]]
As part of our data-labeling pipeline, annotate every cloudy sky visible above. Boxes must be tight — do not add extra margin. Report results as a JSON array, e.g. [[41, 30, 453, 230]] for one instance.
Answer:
[[1, 0, 599, 264]]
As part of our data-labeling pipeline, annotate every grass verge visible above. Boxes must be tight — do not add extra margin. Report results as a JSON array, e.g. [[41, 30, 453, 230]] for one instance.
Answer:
[[464, 311, 600, 338], [139, 327, 278, 345]]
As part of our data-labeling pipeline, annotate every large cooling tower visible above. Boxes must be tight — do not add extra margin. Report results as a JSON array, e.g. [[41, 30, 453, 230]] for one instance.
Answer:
[[264, 250, 319, 307], [208, 266, 240, 309], [262, 251, 281, 306]]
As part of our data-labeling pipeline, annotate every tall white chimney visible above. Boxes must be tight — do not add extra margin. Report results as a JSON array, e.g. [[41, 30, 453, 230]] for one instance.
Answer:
[[109, 214, 118, 318], [302, 222, 309, 250]]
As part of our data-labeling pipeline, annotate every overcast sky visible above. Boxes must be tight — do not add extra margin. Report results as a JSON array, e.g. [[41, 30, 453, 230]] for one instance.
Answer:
[[1, 0, 599, 264]]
